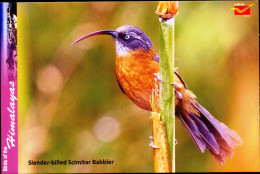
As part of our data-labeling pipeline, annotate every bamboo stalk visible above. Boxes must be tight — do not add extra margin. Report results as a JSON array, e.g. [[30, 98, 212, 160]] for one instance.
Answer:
[[150, 87, 171, 172], [156, 1, 178, 172], [150, 111, 171, 172]]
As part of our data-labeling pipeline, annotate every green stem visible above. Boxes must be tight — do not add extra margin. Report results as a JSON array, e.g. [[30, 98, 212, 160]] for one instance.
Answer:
[[159, 17, 175, 172]]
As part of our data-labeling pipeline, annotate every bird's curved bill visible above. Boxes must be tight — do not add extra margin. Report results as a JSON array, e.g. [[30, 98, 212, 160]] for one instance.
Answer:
[[72, 30, 118, 45]]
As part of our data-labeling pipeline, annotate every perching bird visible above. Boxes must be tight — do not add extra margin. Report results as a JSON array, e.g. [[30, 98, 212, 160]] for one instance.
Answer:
[[72, 25, 242, 165]]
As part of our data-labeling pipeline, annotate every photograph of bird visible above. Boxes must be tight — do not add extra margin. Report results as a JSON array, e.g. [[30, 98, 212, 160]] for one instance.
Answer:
[[72, 25, 243, 165]]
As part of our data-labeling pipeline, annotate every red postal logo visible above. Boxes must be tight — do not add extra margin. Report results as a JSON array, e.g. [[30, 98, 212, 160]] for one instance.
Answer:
[[231, 3, 255, 15]]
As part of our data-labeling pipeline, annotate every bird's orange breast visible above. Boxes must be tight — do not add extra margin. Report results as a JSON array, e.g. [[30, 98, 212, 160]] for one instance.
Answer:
[[115, 49, 159, 111], [115, 49, 195, 114]]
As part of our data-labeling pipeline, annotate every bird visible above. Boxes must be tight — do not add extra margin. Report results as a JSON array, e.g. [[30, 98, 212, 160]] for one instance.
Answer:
[[72, 25, 243, 165]]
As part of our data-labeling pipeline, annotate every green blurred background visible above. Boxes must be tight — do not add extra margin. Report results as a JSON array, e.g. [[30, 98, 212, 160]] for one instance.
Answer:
[[17, 1, 259, 173]]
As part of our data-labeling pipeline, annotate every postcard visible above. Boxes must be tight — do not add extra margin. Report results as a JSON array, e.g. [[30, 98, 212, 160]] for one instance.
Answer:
[[1, 1, 259, 173]]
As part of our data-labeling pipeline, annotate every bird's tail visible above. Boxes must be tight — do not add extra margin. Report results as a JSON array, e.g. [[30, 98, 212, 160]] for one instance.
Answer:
[[177, 102, 243, 165]]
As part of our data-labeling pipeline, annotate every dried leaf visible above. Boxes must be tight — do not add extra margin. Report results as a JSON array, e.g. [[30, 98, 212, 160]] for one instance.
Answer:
[[156, 1, 179, 18]]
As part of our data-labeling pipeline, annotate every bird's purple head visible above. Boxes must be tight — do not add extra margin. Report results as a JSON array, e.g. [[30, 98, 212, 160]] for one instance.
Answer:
[[72, 25, 153, 56], [115, 25, 153, 50]]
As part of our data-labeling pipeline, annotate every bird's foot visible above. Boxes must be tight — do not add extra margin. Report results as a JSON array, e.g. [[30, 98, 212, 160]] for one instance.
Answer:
[[171, 82, 182, 99], [175, 139, 178, 145], [174, 89, 182, 99], [171, 82, 178, 86], [149, 136, 160, 149], [155, 73, 182, 99], [154, 73, 165, 83]]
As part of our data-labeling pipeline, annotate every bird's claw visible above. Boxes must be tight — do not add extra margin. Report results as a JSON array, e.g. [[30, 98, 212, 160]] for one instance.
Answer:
[[175, 139, 178, 145], [172, 82, 182, 99], [174, 89, 182, 99], [154, 73, 165, 83], [171, 82, 178, 86]]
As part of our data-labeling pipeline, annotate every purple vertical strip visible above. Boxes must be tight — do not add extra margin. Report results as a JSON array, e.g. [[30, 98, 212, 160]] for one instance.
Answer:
[[1, 2, 18, 174]]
